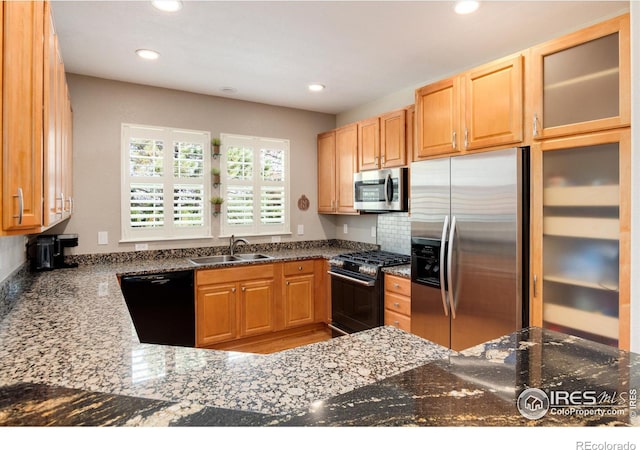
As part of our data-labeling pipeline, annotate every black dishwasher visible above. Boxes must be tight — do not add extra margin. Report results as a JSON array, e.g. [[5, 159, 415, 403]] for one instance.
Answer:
[[119, 270, 195, 347]]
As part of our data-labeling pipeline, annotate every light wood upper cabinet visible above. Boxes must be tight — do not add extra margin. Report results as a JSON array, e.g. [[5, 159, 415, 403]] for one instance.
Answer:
[[415, 76, 460, 159], [415, 54, 524, 160], [379, 109, 407, 168], [357, 117, 380, 171], [335, 123, 358, 214], [529, 13, 630, 140], [43, 2, 72, 228], [1, 1, 44, 232], [317, 130, 336, 213], [317, 124, 358, 214], [464, 54, 524, 150], [1, 0, 72, 235]]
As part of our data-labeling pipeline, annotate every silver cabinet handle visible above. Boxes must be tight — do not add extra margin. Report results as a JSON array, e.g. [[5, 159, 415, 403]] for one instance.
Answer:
[[231, 287, 236, 293], [58, 193, 65, 216], [286, 281, 290, 286], [13, 188, 24, 224], [447, 216, 457, 319], [533, 113, 539, 137], [298, 266, 303, 271], [241, 287, 246, 292], [394, 320, 399, 326], [464, 128, 468, 149], [393, 283, 400, 289], [440, 216, 450, 317], [393, 302, 400, 308], [533, 274, 538, 298], [452, 131, 457, 150], [65, 197, 73, 213]]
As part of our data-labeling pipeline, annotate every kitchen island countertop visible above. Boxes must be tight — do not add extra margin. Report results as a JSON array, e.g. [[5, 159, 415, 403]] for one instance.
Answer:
[[0, 246, 638, 426]]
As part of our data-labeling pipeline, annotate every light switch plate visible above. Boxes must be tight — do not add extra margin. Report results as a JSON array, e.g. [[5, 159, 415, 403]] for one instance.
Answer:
[[135, 243, 148, 251], [343, 224, 348, 234], [371, 226, 377, 238], [297, 224, 304, 235]]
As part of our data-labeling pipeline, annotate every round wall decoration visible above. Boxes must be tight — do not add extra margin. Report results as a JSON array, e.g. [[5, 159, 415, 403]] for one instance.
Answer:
[[297, 195, 310, 211]]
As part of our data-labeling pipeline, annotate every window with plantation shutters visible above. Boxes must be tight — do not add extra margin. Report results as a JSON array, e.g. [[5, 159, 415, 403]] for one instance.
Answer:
[[121, 124, 211, 241], [220, 134, 290, 237]]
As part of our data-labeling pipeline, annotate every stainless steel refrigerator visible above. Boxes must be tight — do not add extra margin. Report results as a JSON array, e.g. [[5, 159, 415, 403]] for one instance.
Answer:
[[410, 147, 529, 351]]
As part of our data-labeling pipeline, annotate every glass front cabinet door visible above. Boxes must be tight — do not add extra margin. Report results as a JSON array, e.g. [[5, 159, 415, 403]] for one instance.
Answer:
[[530, 13, 630, 140], [531, 129, 630, 349]]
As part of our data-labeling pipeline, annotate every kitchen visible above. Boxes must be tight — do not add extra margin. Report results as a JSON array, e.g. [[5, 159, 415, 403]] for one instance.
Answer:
[[0, 0, 639, 442]]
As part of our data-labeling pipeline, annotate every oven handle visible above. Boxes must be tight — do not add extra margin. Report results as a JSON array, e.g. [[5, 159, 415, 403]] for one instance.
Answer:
[[327, 270, 376, 287], [328, 323, 350, 336]]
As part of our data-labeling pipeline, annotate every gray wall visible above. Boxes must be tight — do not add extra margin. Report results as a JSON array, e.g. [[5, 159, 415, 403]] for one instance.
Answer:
[[58, 74, 338, 255]]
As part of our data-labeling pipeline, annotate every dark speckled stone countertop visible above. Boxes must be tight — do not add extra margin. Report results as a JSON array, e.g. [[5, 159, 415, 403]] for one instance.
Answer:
[[0, 241, 638, 427]]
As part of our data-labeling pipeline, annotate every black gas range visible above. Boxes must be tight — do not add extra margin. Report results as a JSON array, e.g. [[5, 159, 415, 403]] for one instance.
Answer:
[[328, 250, 410, 336]]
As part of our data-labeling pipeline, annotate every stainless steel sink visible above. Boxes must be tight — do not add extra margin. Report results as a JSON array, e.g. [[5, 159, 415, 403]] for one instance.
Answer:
[[187, 253, 273, 265], [188, 255, 242, 265], [235, 253, 273, 260]]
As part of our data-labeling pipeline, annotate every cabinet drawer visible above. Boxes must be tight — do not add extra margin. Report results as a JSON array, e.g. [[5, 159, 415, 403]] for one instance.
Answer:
[[384, 274, 411, 297], [384, 292, 411, 316], [197, 264, 274, 285], [385, 309, 411, 332], [283, 259, 315, 276]]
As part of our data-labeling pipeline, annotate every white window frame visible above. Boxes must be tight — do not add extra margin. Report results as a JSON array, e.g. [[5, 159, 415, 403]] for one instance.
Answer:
[[220, 133, 291, 237], [120, 123, 211, 242]]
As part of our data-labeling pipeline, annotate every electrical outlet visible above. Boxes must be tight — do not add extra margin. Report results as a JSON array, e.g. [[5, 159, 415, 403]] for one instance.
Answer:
[[135, 243, 148, 251], [297, 224, 304, 235], [343, 224, 348, 234], [371, 226, 377, 238], [98, 231, 108, 245], [271, 236, 281, 243]]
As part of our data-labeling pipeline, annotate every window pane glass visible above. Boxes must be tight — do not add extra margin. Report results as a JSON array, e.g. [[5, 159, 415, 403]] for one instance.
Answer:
[[174, 141, 204, 178], [129, 138, 163, 177], [174, 184, 204, 227], [226, 146, 253, 180], [130, 183, 164, 228], [261, 186, 284, 224], [226, 186, 254, 225], [261, 148, 284, 182]]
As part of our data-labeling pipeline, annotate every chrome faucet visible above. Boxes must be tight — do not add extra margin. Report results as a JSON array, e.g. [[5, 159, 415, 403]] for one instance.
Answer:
[[229, 234, 249, 255]]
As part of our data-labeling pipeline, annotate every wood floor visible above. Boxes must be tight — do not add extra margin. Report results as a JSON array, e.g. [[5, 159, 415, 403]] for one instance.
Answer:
[[211, 325, 333, 354]]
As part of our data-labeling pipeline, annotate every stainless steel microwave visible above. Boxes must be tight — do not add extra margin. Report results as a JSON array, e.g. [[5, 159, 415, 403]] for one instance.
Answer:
[[354, 167, 408, 212]]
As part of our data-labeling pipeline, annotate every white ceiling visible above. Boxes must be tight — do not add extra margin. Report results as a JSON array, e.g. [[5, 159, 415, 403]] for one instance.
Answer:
[[51, 1, 629, 115]]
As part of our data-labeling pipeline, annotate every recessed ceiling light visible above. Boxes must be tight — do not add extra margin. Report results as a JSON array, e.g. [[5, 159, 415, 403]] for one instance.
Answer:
[[151, 0, 183, 12], [454, 1, 480, 14], [135, 49, 160, 60], [308, 84, 326, 92]]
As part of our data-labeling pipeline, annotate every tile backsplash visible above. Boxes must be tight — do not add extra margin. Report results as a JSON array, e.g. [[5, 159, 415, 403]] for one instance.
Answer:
[[377, 212, 410, 255]]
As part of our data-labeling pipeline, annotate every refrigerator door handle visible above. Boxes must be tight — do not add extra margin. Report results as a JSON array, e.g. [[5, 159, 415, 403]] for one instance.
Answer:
[[440, 216, 450, 317], [447, 215, 457, 319]]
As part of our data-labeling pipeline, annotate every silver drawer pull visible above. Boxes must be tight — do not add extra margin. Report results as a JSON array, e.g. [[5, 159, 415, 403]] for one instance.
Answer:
[[394, 302, 400, 308]]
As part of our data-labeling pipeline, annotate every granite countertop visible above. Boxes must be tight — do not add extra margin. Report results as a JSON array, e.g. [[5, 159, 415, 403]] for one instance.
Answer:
[[0, 243, 451, 425], [0, 243, 638, 427]]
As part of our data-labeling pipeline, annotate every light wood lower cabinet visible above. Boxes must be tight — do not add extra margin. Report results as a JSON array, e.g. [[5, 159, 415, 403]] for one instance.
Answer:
[[196, 259, 326, 348], [384, 274, 411, 332], [283, 260, 316, 328], [196, 264, 275, 347]]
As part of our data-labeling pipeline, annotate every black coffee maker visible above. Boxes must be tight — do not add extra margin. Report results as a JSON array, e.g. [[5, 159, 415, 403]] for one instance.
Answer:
[[29, 234, 79, 271]]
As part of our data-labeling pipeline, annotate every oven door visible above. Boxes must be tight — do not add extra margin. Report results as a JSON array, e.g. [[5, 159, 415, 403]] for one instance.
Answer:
[[328, 268, 382, 336]]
